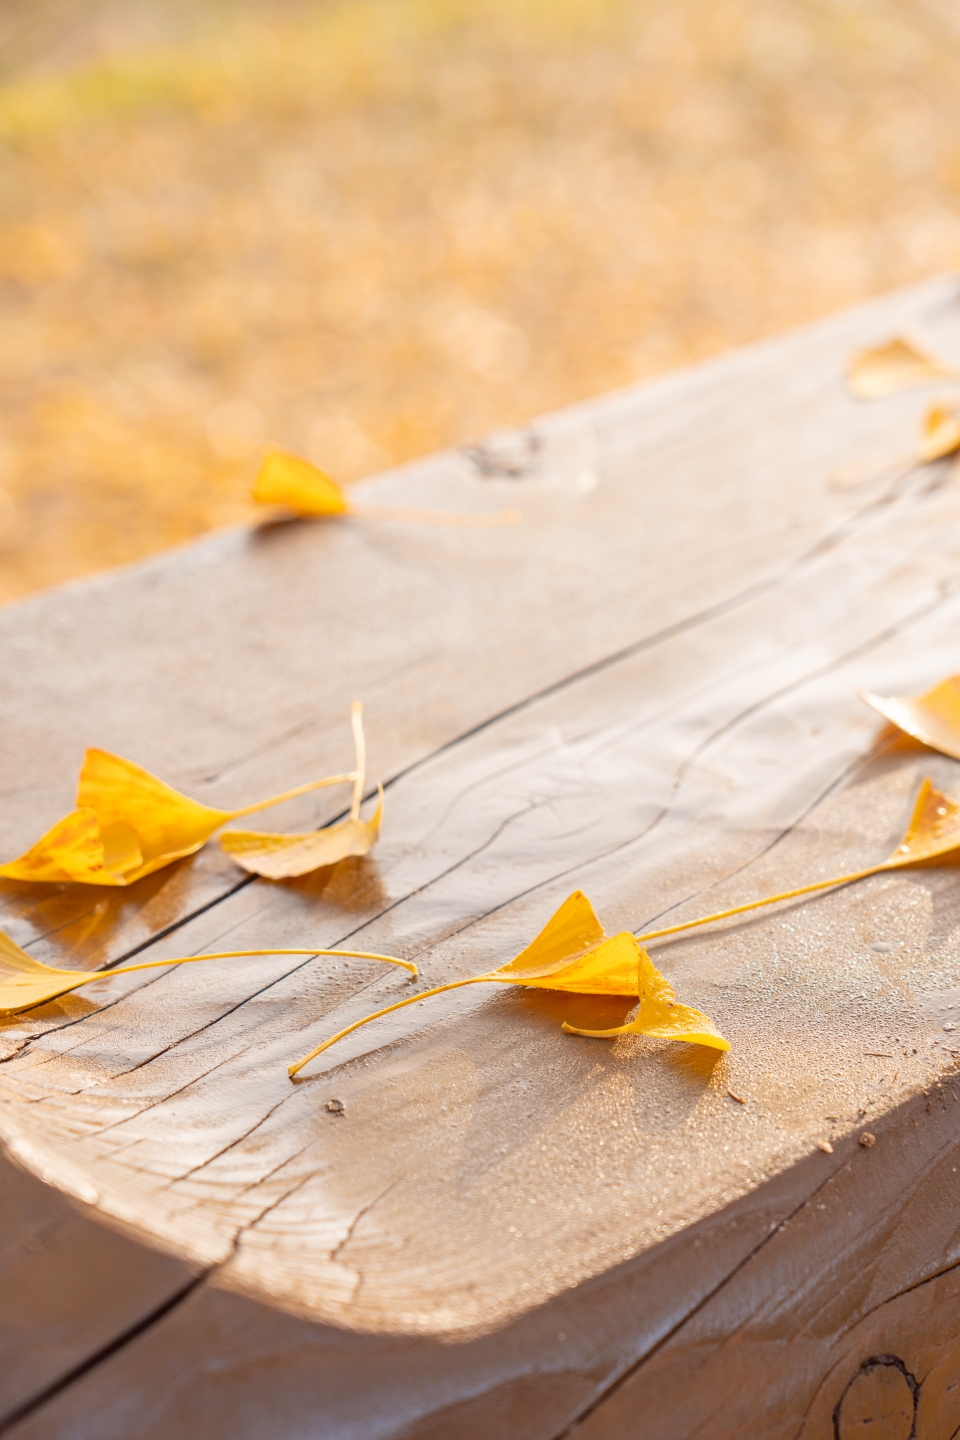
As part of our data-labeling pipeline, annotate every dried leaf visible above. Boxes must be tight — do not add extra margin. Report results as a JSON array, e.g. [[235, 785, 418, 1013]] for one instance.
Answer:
[[253, 447, 521, 528], [221, 701, 383, 878], [861, 673, 960, 761], [0, 930, 416, 1016], [0, 735, 358, 887], [919, 402, 960, 463], [222, 786, 383, 878], [289, 890, 728, 1074], [846, 337, 957, 399]]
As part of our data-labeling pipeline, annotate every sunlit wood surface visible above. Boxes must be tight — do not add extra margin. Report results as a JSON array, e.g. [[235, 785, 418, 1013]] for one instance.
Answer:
[[4, 275, 960, 1436]]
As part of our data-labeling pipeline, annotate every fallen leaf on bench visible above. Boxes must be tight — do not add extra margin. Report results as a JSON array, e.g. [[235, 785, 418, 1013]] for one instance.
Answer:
[[0, 929, 416, 1016], [221, 786, 383, 878], [845, 337, 957, 399], [919, 401, 960, 462], [562, 944, 729, 1047], [288, 889, 728, 1075], [221, 701, 383, 878], [860, 672, 960, 760], [630, 776, 960, 949], [0, 722, 361, 887], [882, 776, 960, 865], [253, 448, 521, 528]]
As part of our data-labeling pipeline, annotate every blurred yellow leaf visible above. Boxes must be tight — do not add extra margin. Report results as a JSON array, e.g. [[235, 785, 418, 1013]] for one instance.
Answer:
[[0, 737, 358, 887], [831, 397, 960, 489], [222, 702, 384, 878], [253, 448, 521, 528], [253, 448, 349, 516], [861, 672, 960, 761], [289, 889, 728, 1075], [919, 401, 960, 462], [0, 929, 416, 1017], [846, 337, 957, 399]]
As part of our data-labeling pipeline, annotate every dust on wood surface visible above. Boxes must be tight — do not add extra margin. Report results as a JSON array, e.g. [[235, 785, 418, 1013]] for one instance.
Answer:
[[3, 0, 960, 601], [5, 278, 960, 1437]]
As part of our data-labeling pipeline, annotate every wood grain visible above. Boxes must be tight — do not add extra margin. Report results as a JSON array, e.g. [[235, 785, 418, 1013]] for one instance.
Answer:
[[4, 275, 960, 1437]]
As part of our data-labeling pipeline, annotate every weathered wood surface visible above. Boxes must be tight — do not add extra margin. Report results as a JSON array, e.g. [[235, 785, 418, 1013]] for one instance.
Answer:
[[4, 274, 960, 1437]]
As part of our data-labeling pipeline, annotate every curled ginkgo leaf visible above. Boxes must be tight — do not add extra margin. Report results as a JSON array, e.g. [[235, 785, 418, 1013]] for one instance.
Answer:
[[860, 673, 960, 761], [288, 890, 728, 1076], [0, 928, 416, 1017], [562, 945, 729, 1046], [221, 703, 383, 878], [0, 740, 358, 887], [845, 337, 958, 399], [628, 776, 960, 948], [919, 402, 960, 463], [253, 448, 521, 528]]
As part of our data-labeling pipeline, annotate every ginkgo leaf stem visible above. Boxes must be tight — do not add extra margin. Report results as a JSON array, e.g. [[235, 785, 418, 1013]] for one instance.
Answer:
[[634, 864, 889, 945], [347, 501, 521, 528], [288, 974, 497, 1076], [106, 946, 416, 980], [350, 702, 365, 822], [229, 773, 358, 821]]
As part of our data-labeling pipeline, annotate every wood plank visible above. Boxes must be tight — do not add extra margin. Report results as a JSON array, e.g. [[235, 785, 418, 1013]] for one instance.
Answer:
[[6, 1084, 960, 1440], [2, 273, 958, 973], [0, 1147, 200, 1424], [5, 275, 960, 1435]]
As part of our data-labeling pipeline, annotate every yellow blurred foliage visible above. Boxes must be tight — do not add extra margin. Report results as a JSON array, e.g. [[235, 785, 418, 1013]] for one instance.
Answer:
[[2, 0, 960, 601]]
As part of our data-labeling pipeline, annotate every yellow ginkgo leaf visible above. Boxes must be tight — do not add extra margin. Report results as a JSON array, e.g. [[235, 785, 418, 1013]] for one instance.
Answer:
[[919, 402, 960, 463], [0, 927, 416, 1017], [253, 448, 349, 516], [253, 448, 521, 528], [845, 337, 958, 400], [860, 673, 960, 762], [0, 730, 360, 887], [0, 808, 128, 884], [562, 944, 729, 1048], [883, 776, 960, 866], [626, 777, 960, 951], [221, 701, 383, 879], [288, 890, 728, 1075], [222, 787, 383, 878]]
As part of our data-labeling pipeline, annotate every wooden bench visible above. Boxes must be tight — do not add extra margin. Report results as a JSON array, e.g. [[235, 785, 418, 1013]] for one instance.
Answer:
[[3, 273, 960, 1439]]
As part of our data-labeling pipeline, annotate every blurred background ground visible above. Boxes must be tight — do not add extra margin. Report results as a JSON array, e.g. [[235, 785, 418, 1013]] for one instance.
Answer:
[[2, 0, 960, 603]]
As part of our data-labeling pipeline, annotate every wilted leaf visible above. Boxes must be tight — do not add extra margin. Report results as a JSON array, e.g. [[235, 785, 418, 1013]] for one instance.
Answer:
[[223, 786, 383, 878], [253, 447, 521, 528], [221, 702, 383, 878], [0, 736, 358, 887], [289, 889, 728, 1075], [919, 402, 960, 463], [860, 673, 960, 761], [846, 337, 957, 399], [0, 929, 416, 1016]]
